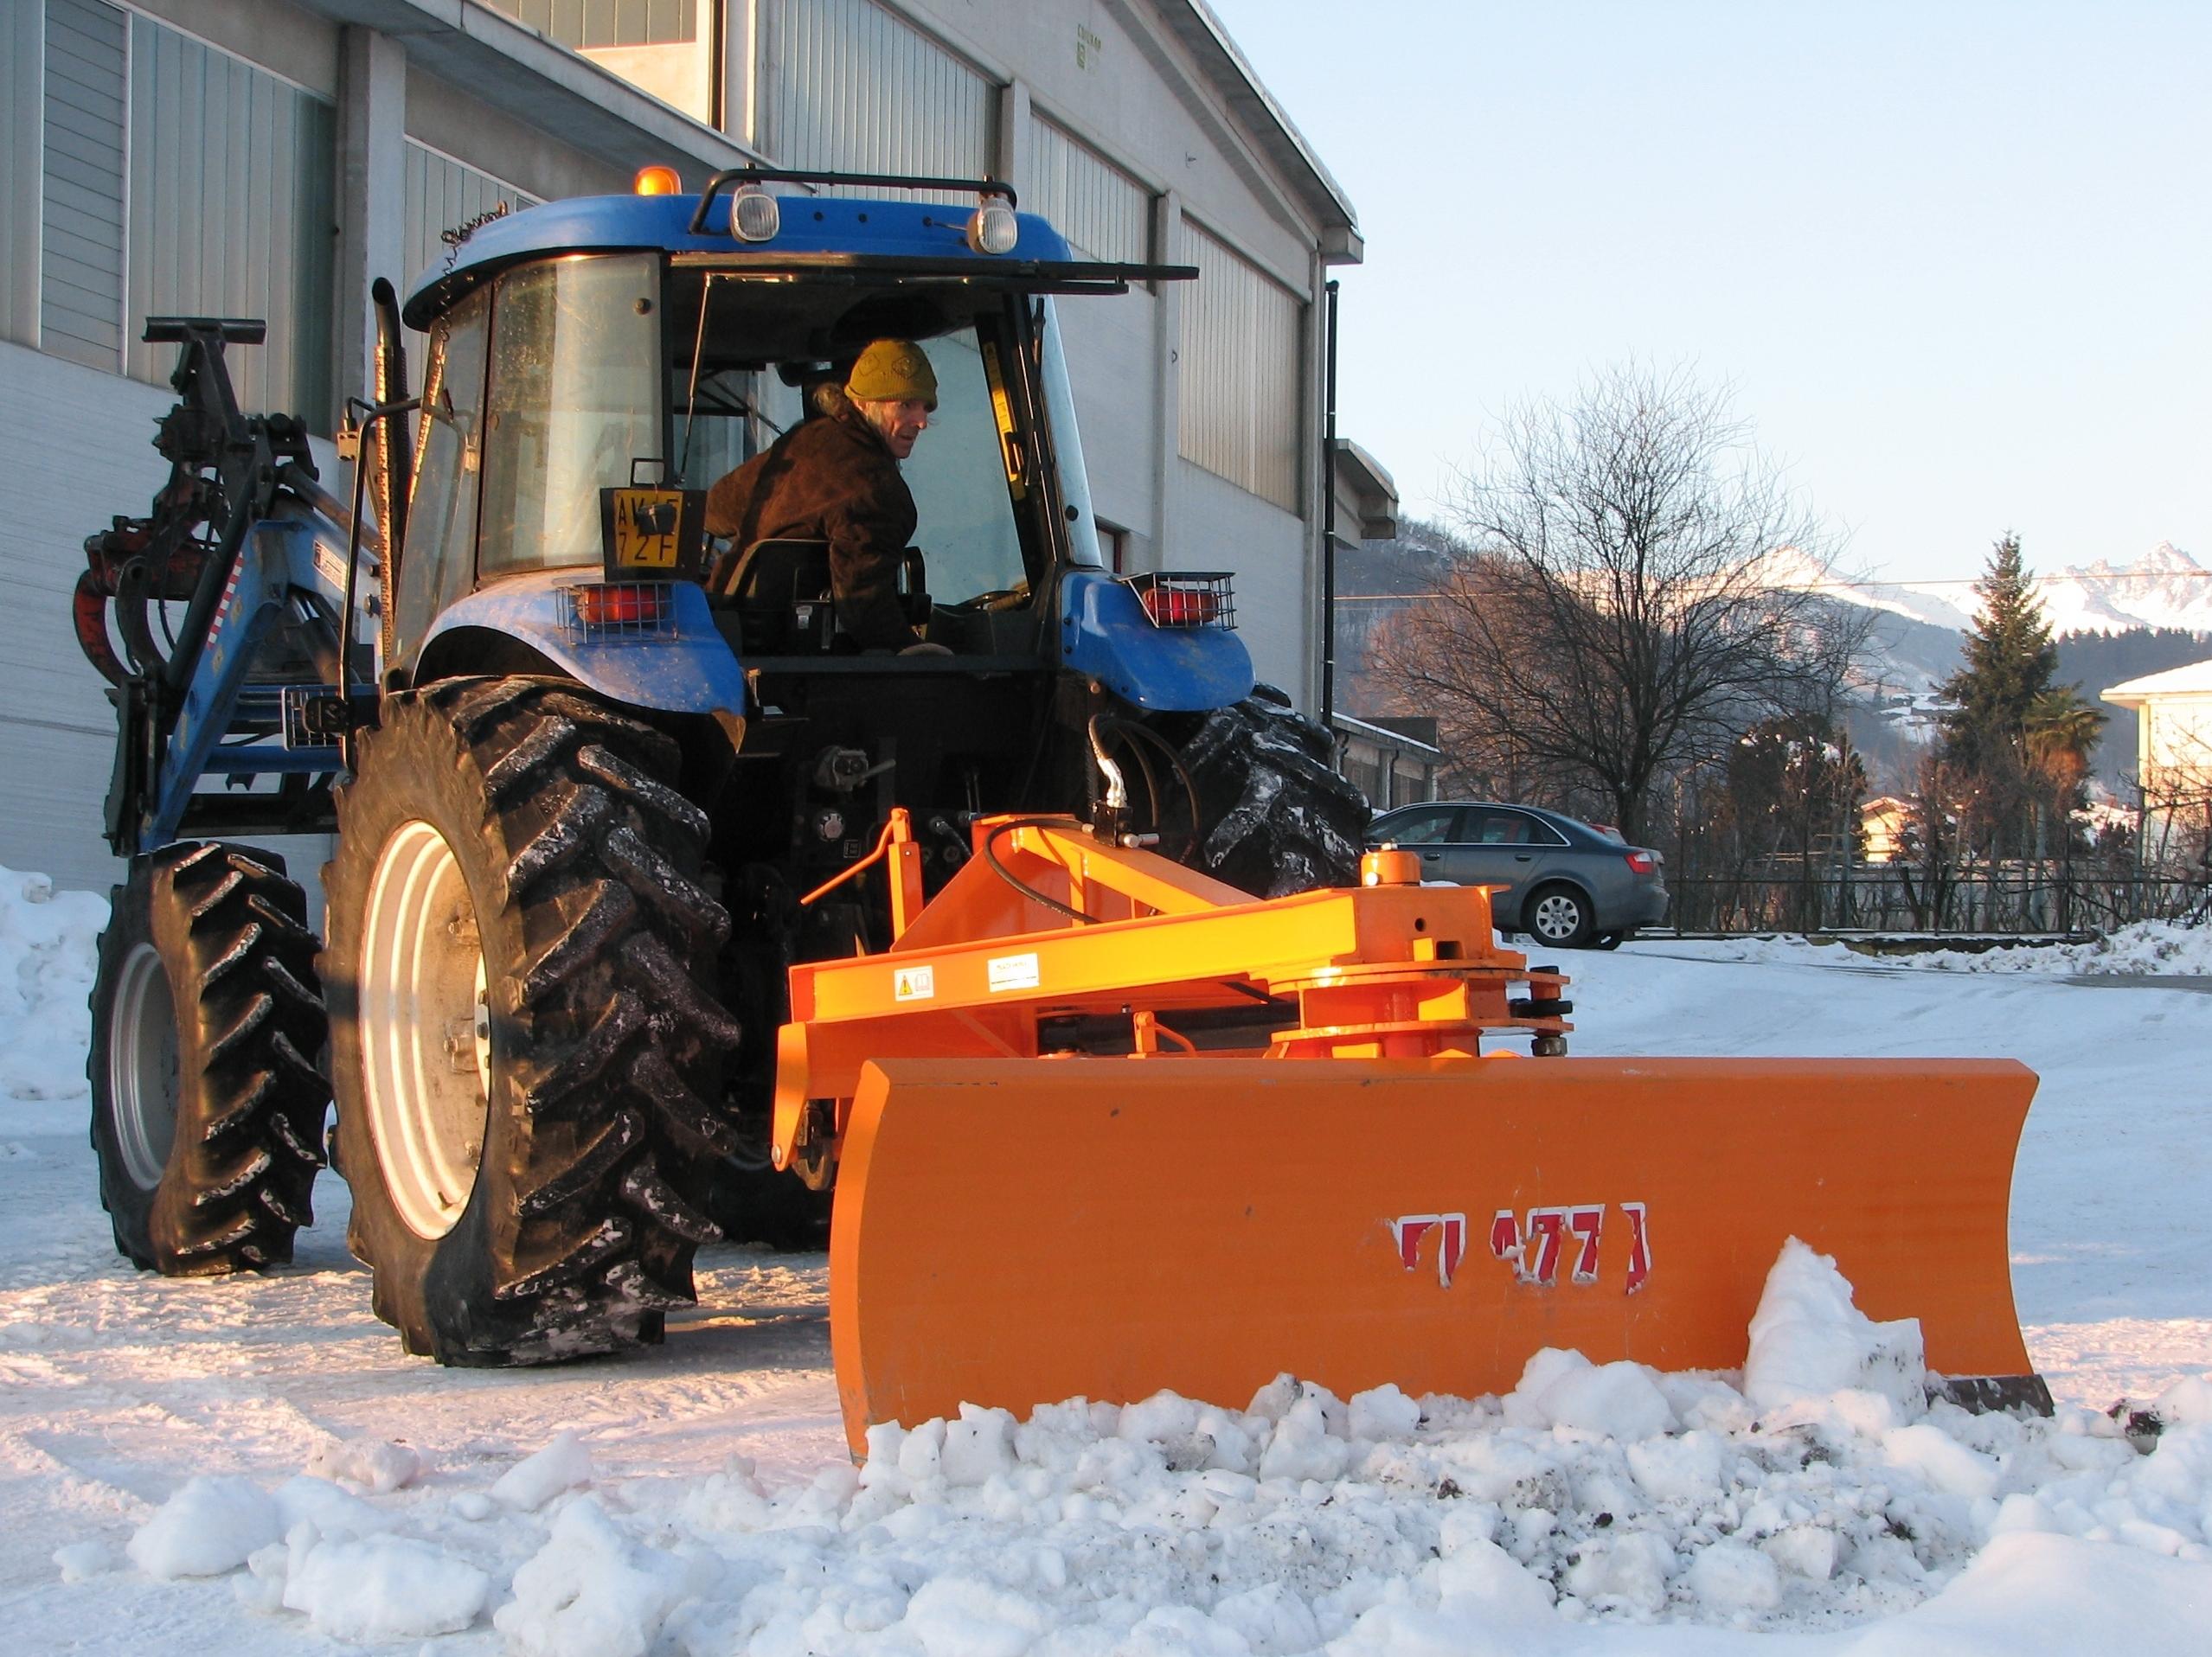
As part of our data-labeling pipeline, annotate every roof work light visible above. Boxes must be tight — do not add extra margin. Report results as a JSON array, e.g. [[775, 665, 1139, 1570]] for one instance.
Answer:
[[967, 197, 1019, 255], [732, 184, 781, 242]]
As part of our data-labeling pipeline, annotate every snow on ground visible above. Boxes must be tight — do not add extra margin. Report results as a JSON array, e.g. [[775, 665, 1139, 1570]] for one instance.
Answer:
[[1662, 920, 2212, 980], [3, 867, 2211, 1653]]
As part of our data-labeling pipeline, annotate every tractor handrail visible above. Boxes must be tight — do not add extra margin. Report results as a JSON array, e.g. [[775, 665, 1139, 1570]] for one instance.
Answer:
[[689, 166, 1016, 234]]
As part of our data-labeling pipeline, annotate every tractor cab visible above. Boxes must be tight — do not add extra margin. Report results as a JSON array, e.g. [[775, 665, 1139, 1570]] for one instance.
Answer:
[[387, 170, 1177, 685]]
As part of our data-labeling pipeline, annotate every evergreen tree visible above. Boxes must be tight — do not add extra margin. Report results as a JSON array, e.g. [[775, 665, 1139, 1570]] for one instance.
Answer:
[[1940, 534, 2058, 773]]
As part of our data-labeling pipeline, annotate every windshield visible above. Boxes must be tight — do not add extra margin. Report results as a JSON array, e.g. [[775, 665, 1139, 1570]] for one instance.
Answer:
[[668, 272, 1042, 605], [478, 253, 661, 575]]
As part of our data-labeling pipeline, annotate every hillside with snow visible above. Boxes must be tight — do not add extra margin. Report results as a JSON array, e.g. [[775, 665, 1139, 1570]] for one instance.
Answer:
[[1864, 541, 2212, 637]]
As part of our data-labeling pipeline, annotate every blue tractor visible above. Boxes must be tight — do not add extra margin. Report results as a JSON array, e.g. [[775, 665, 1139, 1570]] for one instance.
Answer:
[[76, 170, 1367, 1366]]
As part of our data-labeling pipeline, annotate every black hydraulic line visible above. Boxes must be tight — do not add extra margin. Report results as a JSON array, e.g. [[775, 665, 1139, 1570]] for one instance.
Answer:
[[982, 817, 1096, 925], [1319, 278, 1340, 741]]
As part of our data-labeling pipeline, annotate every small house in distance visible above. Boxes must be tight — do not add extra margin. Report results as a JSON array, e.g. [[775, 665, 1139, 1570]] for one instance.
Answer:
[[2103, 659, 2212, 866]]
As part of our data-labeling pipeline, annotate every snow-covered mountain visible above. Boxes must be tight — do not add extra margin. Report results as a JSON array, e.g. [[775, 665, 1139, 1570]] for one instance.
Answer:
[[1871, 541, 2212, 636]]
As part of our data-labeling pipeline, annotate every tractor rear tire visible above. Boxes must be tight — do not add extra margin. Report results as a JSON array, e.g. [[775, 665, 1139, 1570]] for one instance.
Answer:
[[87, 842, 330, 1274], [322, 678, 738, 1366], [1162, 686, 1369, 897]]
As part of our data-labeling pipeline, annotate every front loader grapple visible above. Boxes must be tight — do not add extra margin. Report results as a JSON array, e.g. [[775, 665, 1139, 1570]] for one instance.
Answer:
[[73, 170, 2049, 1451]]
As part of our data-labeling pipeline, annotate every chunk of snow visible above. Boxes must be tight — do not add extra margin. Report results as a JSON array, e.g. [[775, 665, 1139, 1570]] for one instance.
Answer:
[[1510, 1349, 1674, 1440], [126, 1475, 281, 1579], [2153, 1375, 2212, 1427], [1627, 1430, 1725, 1503], [52, 1540, 115, 1583], [1256, 1391, 1351, 1481], [493, 1496, 689, 1657], [1743, 1238, 1926, 1417], [1119, 1390, 1202, 1445], [1761, 1525, 1837, 1580], [942, 1403, 1017, 1486], [304, 1436, 420, 1493], [898, 1574, 1052, 1657], [1349, 1383, 1421, 1441], [1562, 1528, 1676, 1612], [492, 1429, 593, 1510], [282, 1532, 489, 1641], [1436, 1534, 1556, 1616], [1882, 1421, 2002, 1498], [1687, 1539, 1783, 1610], [1212, 1581, 1323, 1654], [273, 1475, 394, 1539]]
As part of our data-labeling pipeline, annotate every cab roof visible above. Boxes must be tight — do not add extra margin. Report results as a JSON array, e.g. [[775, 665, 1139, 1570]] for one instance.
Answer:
[[402, 191, 1085, 329]]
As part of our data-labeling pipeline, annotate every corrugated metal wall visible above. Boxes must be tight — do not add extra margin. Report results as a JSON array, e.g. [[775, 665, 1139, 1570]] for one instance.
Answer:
[[768, 0, 993, 194], [1177, 217, 1300, 511], [402, 142, 538, 304], [40, 0, 129, 371], [118, 15, 337, 428], [1028, 114, 1147, 264], [488, 1, 700, 48]]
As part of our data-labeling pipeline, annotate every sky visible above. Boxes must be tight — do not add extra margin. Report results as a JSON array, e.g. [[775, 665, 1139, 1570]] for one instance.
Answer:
[[1202, 0, 2212, 591]]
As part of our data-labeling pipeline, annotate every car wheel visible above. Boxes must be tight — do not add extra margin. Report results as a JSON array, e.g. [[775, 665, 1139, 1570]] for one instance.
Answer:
[[1526, 883, 1596, 950]]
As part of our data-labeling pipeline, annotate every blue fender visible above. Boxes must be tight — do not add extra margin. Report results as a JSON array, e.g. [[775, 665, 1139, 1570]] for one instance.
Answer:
[[416, 572, 748, 716], [1057, 570, 1253, 712]]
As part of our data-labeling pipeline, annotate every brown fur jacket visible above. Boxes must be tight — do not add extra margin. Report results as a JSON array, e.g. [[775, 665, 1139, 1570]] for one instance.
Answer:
[[704, 388, 918, 650]]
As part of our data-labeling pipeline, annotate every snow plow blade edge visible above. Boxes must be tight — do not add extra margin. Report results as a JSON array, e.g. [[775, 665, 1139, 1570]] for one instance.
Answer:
[[830, 1055, 2040, 1451]]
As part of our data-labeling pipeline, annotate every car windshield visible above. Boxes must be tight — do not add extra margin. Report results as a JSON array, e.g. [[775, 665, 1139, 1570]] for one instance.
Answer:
[[667, 272, 1038, 605]]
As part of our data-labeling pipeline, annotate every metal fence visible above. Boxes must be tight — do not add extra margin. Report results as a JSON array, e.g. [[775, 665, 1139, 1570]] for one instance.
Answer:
[[1665, 867, 2206, 937]]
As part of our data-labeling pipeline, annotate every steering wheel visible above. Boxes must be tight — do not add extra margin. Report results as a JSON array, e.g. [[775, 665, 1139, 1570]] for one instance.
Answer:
[[945, 580, 1031, 613]]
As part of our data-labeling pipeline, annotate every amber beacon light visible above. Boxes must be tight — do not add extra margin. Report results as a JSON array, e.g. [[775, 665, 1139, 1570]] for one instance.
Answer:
[[633, 165, 683, 196]]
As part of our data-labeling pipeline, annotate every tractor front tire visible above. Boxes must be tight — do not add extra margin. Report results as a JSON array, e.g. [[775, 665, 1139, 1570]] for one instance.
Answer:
[[1165, 687, 1369, 897], [87, 842, 330, 1274], [323, 678, 737, 1365]]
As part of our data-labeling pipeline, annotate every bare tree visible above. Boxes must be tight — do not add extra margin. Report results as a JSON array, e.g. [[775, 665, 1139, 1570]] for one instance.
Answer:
[[1369, 366, 1871, 841]]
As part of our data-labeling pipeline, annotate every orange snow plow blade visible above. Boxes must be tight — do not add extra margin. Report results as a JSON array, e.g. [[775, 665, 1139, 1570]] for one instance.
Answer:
[[829, 1054, 2039, 1451]]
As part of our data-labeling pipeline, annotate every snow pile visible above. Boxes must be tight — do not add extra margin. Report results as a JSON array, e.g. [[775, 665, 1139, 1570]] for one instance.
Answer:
[[1904, 920, 2212, 976], [1632, 925, 2212, 977], [98, 1245, 2212, 1652], [0, 865, 106, 1100]]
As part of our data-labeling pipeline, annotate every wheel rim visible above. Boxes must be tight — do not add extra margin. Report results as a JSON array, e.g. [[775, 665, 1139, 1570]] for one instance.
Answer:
[[1532, 892, 1583, 943], [360, 821, 491, 1240], [109, 943, 179, 1190]]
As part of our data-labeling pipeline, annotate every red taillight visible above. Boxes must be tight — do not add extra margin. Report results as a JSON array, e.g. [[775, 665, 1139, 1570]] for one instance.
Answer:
[[561, 582, 678, 639], [1142, 586, 1219, 626], [1128, 572, 1235, 630], [1625, 849, 1658, 875], [572, 583, 669, 627]]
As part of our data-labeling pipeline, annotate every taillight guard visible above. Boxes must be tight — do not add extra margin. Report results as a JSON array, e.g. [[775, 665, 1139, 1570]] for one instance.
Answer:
[[1126, 571, 1235, 630], [558, 581, 681, 642]]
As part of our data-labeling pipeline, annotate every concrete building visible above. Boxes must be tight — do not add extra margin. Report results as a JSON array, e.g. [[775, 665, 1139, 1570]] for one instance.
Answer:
[[2104, 658, 2212, 867], [1, 0, 1374, 891]]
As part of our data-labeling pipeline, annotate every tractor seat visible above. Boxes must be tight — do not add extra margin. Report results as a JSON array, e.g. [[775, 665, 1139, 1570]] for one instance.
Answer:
[[715, 538, 932, 655]]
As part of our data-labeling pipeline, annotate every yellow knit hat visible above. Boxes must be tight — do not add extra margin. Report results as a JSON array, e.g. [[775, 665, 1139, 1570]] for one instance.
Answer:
[[845, 339, 938, 410]]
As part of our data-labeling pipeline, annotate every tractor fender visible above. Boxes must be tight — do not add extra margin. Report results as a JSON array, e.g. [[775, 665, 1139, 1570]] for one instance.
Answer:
[[414, 571, 747, 716], [1057, 568, 1253, 712]]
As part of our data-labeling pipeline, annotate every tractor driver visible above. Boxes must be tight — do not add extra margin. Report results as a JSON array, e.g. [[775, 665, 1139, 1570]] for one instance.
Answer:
[[705, 339, 937, 652]]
